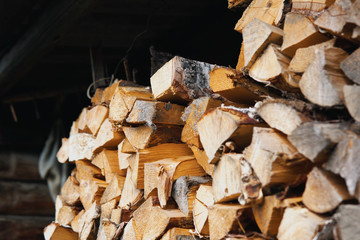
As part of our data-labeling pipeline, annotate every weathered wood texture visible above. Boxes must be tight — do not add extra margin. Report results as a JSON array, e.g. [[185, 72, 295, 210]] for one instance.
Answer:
[[0, 152, 41, 180]]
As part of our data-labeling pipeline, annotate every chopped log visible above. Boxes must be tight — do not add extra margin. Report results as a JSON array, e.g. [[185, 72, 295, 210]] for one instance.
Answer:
[[160, 228, 193, 240], [119, 138, 136, 153], [277, 207, 327, 240], [98, 79, 142, 104], [189, 146, 215, 176], [78, 202, 100, 240], [71, 209, 85, 233], [150, 56, 214, 103], [79, 178, 107, 210], [212, 154, 262, 204], [93, 119, 125, 153], [245, 127, 312, 190], [109, 86, 153, 125], [197, 106, 264, 164], [56, 206, 78, 226], [56, 138, 69, 163], [55, 195, 65, 223], [343, 85, 360, 122], [288, 39, 335, 73], [44, 222, 78, 240], [252, 195, 302, 237], [118, 161, 143, 208], [76, 108, 91, 134], [91, 88, 103, 105], [249, 44, 300, 89], [341, 47, 360, 84], [121, 219, 138, 240], [86, 105, 109, 136], [291, 0, 334, 19], [98, 149, 126, 178], [209, 67, 263, 104], [97, 199, 118, 240], [68, 133, 95, 161], [299, 47, 351, 107], [324, 136, 360, 196], [61, 176, 81, 206], [234, 0, 284, 33], [255, 99, 312, 135], [288, 122, 347, 164], [100, 174, 126, 204], [302, 167, 352, 214], [75, 160, 103, 183], [236, 42, 245, 72], [144, 156, 206, 207], [242, 18, 283, 68], [281, 13, 329, 57], [333, 204, 360, 240], [123, 124, 182, 150], [126, 100, 185, 125], [193, 185, 215, 235], [208, 204, 254, 240], [100, 208, 122, 240], [0, 151, 41, 180]]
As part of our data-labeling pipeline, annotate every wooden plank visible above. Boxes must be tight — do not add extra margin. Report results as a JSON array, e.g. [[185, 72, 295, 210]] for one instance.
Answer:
[[0, 152, 41, 180]]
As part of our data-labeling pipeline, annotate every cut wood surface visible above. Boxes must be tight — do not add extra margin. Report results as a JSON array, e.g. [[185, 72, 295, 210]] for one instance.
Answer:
[[291, 0, 334, 19], [44, 222, 78, 240], [190, 145, 215, 176], [61, 176, 81, 206], [93, 118, 125, 153], [193, 185, 214, 235], [341, 47, 360, 84], [68, 133, 95, 161], [343, 85, 360, 122], [100, 174, 125, 204], [333, 204, 360, 240], [86, 105, 109, 136]]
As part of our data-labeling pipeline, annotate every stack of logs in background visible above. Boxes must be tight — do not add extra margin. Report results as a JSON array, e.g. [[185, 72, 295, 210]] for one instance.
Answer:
[[44, 0, 360, 239]]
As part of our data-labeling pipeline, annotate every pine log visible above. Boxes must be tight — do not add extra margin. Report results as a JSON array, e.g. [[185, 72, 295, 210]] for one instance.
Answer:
[[249, 43, 300, 89], [126, 100, 185, 125], [100, 174, 126, 204], [299, 47, 351, 107], [341, 48, 360, 84], [44, 222, 78, 240], [255, 99, 312, 135], [245, 127, 312, 190], [123, 124, 182, 150], [61, 176, 81, 206], [56, 138, 69, 163], [93, 119, 125, 153], [109, 86, 153, 125], [242, 18, 283, 68], [288, 122, 347, 164], [189, 146, 215, 176], [78, 202, 100, 240], [343, 85, 360, 122], [277, 207, 327, 240], [333, 204, 360, 240], [160, 228, 193, 240], [281, 13, 329, 57], [144, 156, 206, 207], [193, 185, 214, 235], [150, 56, 214, 103], [68, 133, 96, 161], [303, 167, 352, 214], [234, 0, 284, 33], [208, 67, 264, 104], [0, 151, 41, 180], [212, 153, 262, 204], [291, 0, 334, 19], [208, 204, 254, 240], [197, 106, 264, 164], [79, 178, 107, 210], [86, 105, 109, 136]]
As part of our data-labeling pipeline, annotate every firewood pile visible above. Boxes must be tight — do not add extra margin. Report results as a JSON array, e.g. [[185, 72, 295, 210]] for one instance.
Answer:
[[44, 0, 360, 239]]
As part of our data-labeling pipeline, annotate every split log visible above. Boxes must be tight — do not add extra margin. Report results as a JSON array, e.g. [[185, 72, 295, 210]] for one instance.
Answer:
[[79, 177, 107, 210], [86, 105, 108, 136], [56, 205, 78, 226], [189, 146, 215, 176], [160, 228, 193, 240], [93, 119, 125, 153], [100, 208, 122, 240], [242, 18, 283, 68], [76, 108, 91, 134], [333, 204, 360, 240], [68, 133, 95, 161], [212, 154, 262, 204], [343, 85, 360, 122], [236, 42, 245, 72], [71, 209, 85, 233], [197, 106, 264, 164], [97, 199, 118, 240], [117, 139, 135, 170], [341, 47, 360, 84], [118, 138, 136, 153], [234, 0, 284, 33], [281, 13, 329, 57], [288, 122, 347, 164], [302, 167, 352, 214], [0, 151, 41, 180], [252, 195, 302, 237], [126, 100, 185, 125], [193, 185, 214, 235], [121, 219, 138, 240], [75, 160, 103, 183], [299, 47, 351, 107], [208, 67, 264, 104], [78, 202, 100, 240], [93, 149, 126, 179], [150, 56, 214, 103], [291, 0, 334, 19], [61, 176, 81, 206], [123, 124, 182, 150], [255, 99, 312, 135], [100, 174, 126, 204], [109, 86, 153, 125], [208, 204, 254, 240], [97, 80, 142, 104], [277, 207, 327, 240], [245, 127, 312, 190], [57, 138, 69, 163], [44, 222, 78, 240], [227, 0, 251, 9]]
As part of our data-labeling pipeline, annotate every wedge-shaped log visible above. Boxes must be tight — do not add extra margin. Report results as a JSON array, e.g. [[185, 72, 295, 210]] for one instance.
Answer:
[[75, 160, 103, 183], [76, 108, 91, 134], [277, 207, 327, 240], [117, 139, 134, 170], [303, 167, 352, 214], [56, 205, 78, 226], [92, 149, 126, 179], [86, 105, 109, 136], [121, 219, 138, 240], [99, 208, 122, 240], [126, 100, 185, 125], [234, 0, 284, 33], [79, 178, 107, 211], [160, 228, 193, 240], [150, 56, 214, 103], [71, 209, 85, 233], [68, 133, 95, 161], [245, 127, 312, 190], [193, 185, 215, 236], [190, 146, 215, 176], [78, 202, 100, 240], [97, 199, 118, 240], [299, 47, 351, 107], [100, 174, 126, 204], [44, 222, 78, 240], [242, 18, 283, 68], [197, 106, 264, 164], [343, 85, 360, 122], [341, 47, 360, 84], [332, 204, 360, 240], [291, 0, 333, 19], [281, 13, 329, 57], [109, 86, 153, 124], [61, 176, 81, 206], [93, 118, 125, 153]]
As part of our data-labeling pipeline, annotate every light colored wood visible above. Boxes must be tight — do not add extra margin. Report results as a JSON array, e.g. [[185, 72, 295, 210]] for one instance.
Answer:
[[303, 167, 352, 214], [123, 124, 182, 150], [333, 205, 360, 240], [121, 219, 139, 240], [160, 228, 193, 240], [61, 176, 80, 206], [245, 127, 312, 190], [57, 138, 69, 163], [86, 105, 109, 136], [101, 81, 121, 103], [117, 139, 135, 170], [93, 118, 125, 153], [79, 178, 107, 210], [56, 205, 77, 226], [109, 86, 153, 124], [91, 88, 103, 105], [78, 202, 100, 240], [344, 85, 360, 122], [193, 185, 214, 235], [197, 106, 263, 164], [292, 0, 335, 19], [242, 18, 283, 68], [44, 222, 78, 240], [101, 208, 122, 240], [68, 133, 95, 161], [234, 0, 284, 33], [190, 145, 215, 176], [97, 199, 118, 240], [126, 100, 185, 125], [300, 47, 351, 107], [281, 13, 329, 57], [75, 160, 102, 183], [341, 47, 360, 85], [236, 42, 245, 72], [150, 56, 214, 103], [119, 138, 136, 153], [76, 108, 91, 134], [55, 195, 65, 224], [100, 149, 126, 177], [277, 207, 327, 240], [71, 209, 85, 233], [101, 174, 126, 204]]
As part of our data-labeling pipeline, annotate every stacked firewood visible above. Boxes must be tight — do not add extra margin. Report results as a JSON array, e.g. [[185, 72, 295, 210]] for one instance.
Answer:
[[44, 1, 360, 239]]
